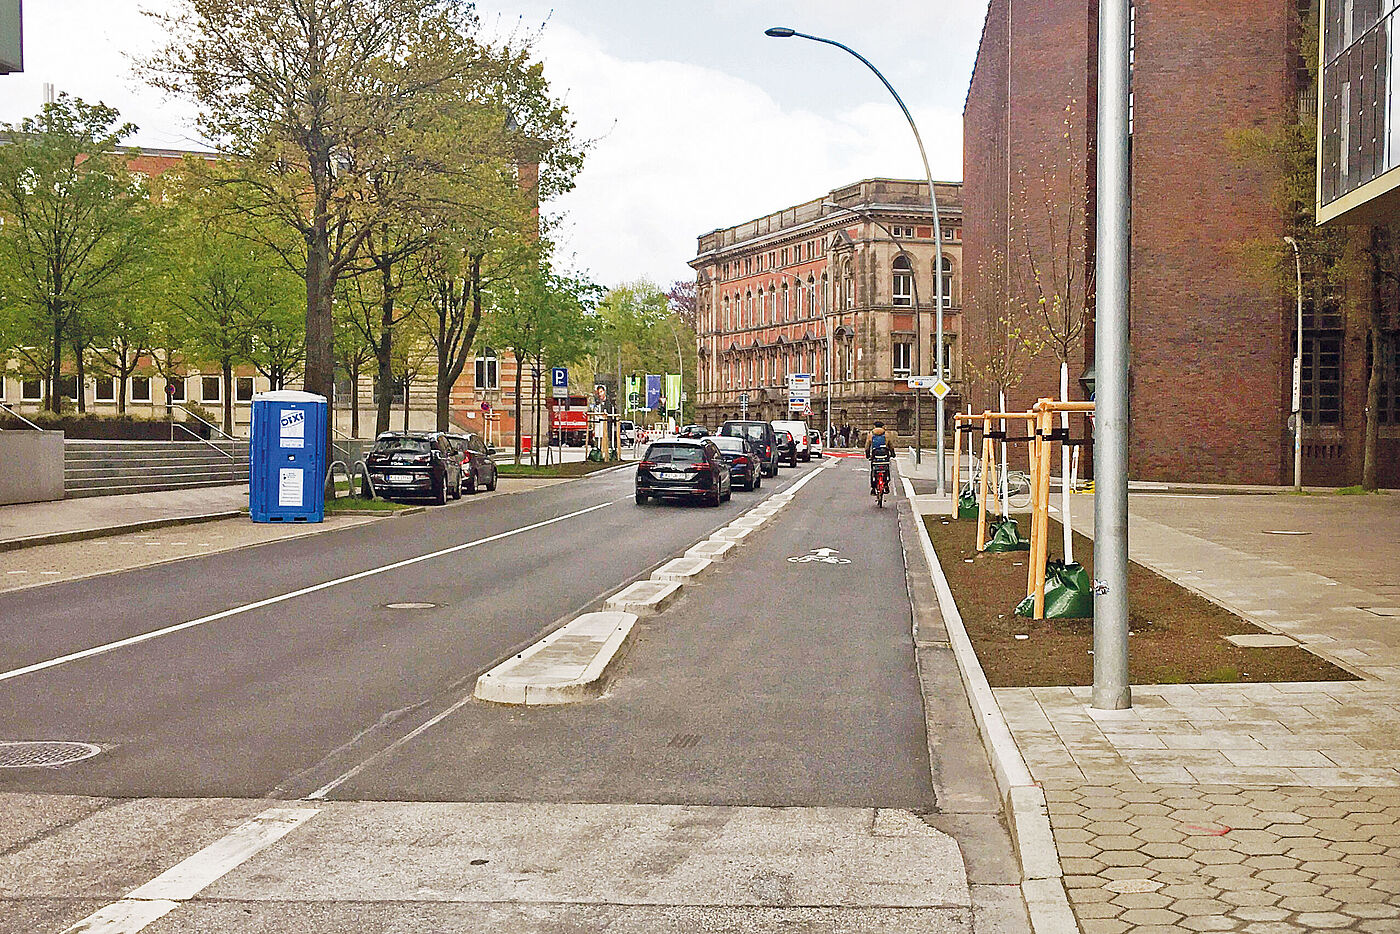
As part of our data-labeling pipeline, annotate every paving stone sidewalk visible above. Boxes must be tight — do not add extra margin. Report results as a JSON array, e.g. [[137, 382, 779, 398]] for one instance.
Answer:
[[996, 493, 1400, 933]]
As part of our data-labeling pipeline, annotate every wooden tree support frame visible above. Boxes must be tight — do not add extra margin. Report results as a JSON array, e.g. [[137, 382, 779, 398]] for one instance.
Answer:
[[1025, 399, 1095, 619]]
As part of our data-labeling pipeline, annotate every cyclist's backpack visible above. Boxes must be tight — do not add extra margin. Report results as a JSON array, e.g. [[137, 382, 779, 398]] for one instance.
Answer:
[[870, 433, 887, 454]]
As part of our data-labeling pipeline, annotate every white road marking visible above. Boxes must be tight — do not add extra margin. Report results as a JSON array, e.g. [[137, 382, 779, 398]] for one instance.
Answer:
[[0, 501, 617, 686], [62, 807, 318, 934]]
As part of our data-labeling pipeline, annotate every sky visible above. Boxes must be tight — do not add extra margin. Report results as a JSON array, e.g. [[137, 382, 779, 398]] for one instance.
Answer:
[[0, 1, 989, 289]]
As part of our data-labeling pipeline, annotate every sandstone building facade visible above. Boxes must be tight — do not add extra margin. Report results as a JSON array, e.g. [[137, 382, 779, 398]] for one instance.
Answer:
[[690, 178, 963, 444]]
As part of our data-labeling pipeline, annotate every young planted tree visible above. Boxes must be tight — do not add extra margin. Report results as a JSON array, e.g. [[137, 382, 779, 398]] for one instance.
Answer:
[[0, 95, 154, 411], [962, 250, 1045, 410]]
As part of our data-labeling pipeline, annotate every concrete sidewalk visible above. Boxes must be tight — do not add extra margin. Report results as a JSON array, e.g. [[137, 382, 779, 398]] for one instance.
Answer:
[[0, 485, 248, 551], [992, 492, 1400, 933]]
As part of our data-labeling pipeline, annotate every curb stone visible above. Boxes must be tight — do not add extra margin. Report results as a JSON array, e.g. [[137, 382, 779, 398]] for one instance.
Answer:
[[901, 476, 1079, 934]]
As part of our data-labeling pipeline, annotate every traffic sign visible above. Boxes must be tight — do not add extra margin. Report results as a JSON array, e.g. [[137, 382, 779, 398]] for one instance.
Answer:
[[551, 366, 568, 399], [480, 401, 491, 412], [738, 391, 750, 404], [931, 379, 951, 400], [907, 376, 936, 389]]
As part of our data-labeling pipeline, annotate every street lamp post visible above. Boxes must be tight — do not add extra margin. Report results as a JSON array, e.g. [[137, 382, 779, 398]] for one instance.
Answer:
[[1093, 0, 1132, 711], [766, 26, 946, 494], [1283, 236, 1304, 493]]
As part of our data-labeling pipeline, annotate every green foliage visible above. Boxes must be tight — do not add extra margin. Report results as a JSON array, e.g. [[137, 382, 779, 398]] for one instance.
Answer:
[[0, 94, 155, 410]]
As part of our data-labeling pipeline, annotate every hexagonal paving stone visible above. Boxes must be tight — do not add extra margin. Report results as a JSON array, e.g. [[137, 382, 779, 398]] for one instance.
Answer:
[[1293, 911, 1358, 929], [1276, 894, 1343, 912], [1180, 914, 1237, 931], [1117, 907, 1183, 926], [1343, 903, 1400, 919], [1233, 905, 1292, 922]]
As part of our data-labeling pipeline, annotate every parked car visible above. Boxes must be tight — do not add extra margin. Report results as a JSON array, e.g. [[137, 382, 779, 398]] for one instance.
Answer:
[[635, 437, 731, 506], [364, 431, 462, 504], [773, 429, 798, 468], [445, 431, 499, 494], [771, 419, 811, 461], [620, 420, 637, 446], [718, 420, 780, 477], [679, 424, 708, 439], [712, 435, 762, 491], [808, 429, 824, 457]]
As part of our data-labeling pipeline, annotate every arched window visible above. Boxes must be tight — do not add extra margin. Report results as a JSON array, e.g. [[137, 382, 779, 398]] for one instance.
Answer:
[[936, 257, 954, 307], [843, 261, 854, 308], [745, 290, 753, 327], [820, 273, 828, 315], [892, 255, 913, 307], [807, 276, 816, 317], [781, 283, 789, 322], [723, 295, 731, 332]]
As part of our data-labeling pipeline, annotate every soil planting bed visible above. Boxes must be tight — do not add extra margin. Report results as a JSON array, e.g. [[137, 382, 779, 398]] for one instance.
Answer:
[[924, 514, 1354, 688]]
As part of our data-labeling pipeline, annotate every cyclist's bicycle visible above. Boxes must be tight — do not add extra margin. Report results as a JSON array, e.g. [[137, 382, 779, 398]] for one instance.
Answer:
[[874, 468, 888, 508], [960, 466, 1032, 509]]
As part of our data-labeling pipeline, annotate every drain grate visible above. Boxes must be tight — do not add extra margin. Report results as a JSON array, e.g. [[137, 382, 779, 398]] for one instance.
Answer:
[[667, 733, 701, 749], [0, 741, 101, 769]]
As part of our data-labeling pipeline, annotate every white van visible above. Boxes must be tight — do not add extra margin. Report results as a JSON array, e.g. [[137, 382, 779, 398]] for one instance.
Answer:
[[770, 419, 811, 462]]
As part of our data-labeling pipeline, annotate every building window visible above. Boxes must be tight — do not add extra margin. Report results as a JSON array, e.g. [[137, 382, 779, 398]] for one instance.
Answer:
[[54, 374, 79, 401], [939, 256, 955, 307], [131, 376, 151, 402], [201, 375, 221, 402], [95, 377, 117, 402], [892, 255, 913, 307], [21, 378, 43, 401], [781, 285, 789, 321], [236, 377, 255, 402], [165, 376, 186, 402], [475, 348, 499, 390], [893, 342, 912, 379], [896, 408, 913, 434], [781, 248, 788, 266], [1301, 335, 1342, 425]]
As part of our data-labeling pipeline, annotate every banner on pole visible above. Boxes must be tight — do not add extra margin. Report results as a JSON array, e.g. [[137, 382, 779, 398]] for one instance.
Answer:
[[645, 374, 662, 411], [665, 374, 682, 414]]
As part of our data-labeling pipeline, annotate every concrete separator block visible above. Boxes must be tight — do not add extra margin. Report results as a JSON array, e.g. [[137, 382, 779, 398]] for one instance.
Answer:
[[685, 539, 735, 562], [730, 514, 768, 529], [710, 526, 753, 543], [605, 579, 682, 616], [651, 556, 713, 583], [474, 611, 638, 706]]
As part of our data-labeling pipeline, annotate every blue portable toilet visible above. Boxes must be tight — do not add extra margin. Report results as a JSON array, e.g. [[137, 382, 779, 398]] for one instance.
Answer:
[[249, 390, 327, 523]]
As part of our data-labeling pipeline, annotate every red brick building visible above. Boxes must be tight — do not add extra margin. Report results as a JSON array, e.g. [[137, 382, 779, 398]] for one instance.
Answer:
[[964, 0, 1398, 485], [690, 179, 964, 443]]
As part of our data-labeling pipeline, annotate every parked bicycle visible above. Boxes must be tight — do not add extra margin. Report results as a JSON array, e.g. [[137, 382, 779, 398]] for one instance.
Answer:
[[960, 465, 1033, 509]]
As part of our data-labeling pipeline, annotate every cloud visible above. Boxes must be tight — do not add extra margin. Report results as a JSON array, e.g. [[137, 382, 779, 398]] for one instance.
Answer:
[[534, 24, 963, 289]]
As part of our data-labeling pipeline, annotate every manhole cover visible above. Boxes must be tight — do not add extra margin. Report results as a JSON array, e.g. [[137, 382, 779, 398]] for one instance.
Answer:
[[1105, 878, 1162, 894], [0, 741, 101, 769], [384, 602, 438, 610]]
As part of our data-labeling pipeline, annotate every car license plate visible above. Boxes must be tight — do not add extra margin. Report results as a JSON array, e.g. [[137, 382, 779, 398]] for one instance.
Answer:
[[387, 475, 413, 485]]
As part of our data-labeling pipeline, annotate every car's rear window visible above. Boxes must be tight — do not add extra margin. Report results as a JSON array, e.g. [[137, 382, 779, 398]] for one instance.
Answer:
[[714, 437, 746, 453], [722, 423, 766, 443], [648, 444, 704, 466], [373, 437, 430, 454]]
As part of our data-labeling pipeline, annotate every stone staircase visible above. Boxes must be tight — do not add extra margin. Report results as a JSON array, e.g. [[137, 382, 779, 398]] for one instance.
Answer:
[[64, 440, 250, 498]]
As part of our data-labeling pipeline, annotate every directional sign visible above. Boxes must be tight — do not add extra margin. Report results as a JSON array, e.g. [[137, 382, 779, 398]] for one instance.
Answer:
[[931, 379, 952, 400], [551, 366, 568, 399], [907, 376, 937, 389]]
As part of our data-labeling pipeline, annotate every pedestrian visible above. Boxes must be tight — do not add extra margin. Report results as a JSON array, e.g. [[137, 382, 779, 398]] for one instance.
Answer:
[[840, 424, 851, 448]]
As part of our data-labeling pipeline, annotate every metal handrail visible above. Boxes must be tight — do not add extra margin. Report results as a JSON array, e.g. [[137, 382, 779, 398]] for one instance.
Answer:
[[170, 403, 238, 442], [171, 420, 239, 461], [0, 402, 44, 431]]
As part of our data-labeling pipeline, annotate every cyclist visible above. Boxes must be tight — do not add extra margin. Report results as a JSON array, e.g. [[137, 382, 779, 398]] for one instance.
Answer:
[[864, 421, 893, 495]]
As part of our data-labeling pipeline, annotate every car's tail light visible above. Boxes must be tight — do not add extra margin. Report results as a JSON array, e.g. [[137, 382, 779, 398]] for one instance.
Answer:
[[693, 462, 711, 472], [735, 456, 748, 465], [640, 461, 655, 469]]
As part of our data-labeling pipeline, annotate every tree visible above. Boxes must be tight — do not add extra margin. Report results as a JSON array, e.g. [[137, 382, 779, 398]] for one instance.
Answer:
[[587, 280, 695, 420], [144, 0, 484, 420], [334, 309, 376, 438], [1012, 103, 1093, 378], [144, 1, 585, 439], [962, 250, 1045, 410], [483, 263, 599, 463], [667, 279, 698, 333], [0, 95, 154, 411]]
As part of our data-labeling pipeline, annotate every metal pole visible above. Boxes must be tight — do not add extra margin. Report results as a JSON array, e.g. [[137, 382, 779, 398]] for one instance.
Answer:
[[765, 28, 944, 492], [1093, 0, 1132, 711], [825, 273, 832, 444], [1285, 236, 1303, 492]]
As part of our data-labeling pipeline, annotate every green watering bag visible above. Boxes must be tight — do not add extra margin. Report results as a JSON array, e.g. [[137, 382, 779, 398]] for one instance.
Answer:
[[1014, 560, 1093, 619], [984, 517, 1031, 553], [957, 488, 980, 519]]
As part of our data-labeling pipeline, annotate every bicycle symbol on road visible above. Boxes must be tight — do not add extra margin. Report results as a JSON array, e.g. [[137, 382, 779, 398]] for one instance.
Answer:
[[787, 548, 851, 565]]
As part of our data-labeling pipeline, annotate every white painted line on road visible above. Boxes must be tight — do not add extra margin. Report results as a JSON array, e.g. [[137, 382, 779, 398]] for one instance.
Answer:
[[0, 501, 618, 687], [62, 807, 318, 934]]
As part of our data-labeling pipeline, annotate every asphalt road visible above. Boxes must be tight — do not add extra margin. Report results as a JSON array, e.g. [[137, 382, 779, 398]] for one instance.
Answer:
[[332, 456, 935, 807], [0, 463, 809, 799]]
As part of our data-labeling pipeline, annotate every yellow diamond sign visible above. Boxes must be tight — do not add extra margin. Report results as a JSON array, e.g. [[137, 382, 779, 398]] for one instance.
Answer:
[[931, 379, 951, 399]]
